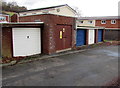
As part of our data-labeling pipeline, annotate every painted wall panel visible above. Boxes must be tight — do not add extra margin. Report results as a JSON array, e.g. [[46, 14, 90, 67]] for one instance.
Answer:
[[12, 28, 41, 57], [76, 20, 96, 27], [88, 29, 95, 44]]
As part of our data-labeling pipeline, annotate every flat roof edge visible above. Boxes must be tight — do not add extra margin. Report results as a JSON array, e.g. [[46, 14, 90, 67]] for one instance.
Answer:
[[77, 26, 105, 29], [0, 22, 44, 24]]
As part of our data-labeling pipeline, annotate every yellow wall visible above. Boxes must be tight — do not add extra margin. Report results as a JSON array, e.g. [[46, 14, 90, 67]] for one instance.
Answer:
[[76, 20, 96, 27]]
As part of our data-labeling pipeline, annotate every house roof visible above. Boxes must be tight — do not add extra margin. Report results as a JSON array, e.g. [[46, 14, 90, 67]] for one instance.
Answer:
[[18, 4, 76, 13], [1, 11, 18, 16], [0, 12, 9, 15], [78, 16, 120, 20]]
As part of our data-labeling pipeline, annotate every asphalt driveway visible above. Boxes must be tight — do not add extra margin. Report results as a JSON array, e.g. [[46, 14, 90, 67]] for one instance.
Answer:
[[2, 45, 118, 86]]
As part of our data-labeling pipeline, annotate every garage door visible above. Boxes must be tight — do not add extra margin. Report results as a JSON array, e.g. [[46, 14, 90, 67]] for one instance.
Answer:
[[76, 29, 86, 46], [12, 28, 41, 57], [88, 29, 95, 44], [98, 29, 103, 42]]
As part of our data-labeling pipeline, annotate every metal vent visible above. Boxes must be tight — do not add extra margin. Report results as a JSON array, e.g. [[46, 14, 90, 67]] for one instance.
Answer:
[[56, 8, 60, 12]]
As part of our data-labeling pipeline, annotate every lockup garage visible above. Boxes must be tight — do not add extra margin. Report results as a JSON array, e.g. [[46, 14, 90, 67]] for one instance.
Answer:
[[2, 22, 44, 58], [76, 26, 105, 47]]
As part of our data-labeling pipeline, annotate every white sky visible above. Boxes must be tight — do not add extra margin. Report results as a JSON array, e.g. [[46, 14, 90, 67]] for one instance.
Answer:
[[4, 0, 120, 16]]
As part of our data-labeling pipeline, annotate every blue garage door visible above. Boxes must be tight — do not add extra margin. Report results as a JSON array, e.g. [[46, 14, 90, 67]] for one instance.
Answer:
[[98, 29, 103, 42], [76, 29, 86, 46]]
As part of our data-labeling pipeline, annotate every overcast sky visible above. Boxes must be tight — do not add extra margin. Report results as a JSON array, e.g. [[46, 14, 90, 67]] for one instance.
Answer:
[[4, 0, 120, 16]]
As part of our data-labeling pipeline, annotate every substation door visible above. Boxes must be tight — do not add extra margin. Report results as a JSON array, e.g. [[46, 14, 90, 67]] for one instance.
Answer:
[[56, 25, 72, 51]]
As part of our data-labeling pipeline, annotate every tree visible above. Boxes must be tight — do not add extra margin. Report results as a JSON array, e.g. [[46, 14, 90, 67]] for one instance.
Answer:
[[1, 0, 27, 12], [72, 6, 82, 18]]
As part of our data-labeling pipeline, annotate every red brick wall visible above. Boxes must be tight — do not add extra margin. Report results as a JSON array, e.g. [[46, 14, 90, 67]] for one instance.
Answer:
[[11, 14, 18, 22], [19, 14, 76, 54], [96, 19, 120, 28], [5, 15, 10, 22], [2, 28, 12, 57]]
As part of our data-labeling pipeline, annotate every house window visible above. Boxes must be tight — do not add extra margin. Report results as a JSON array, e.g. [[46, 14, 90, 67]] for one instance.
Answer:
[[0, 17, 6, 21], [32, 13, 36, 15], [88, 20, 93, 24], [23, 13, 27, 15], [101, 20, 106, 24], [111, 20, 116, 24], [80, 21, 84, 24]]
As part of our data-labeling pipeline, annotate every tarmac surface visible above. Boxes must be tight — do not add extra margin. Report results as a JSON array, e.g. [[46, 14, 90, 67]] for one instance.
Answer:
[[2, 45, 119, 86]]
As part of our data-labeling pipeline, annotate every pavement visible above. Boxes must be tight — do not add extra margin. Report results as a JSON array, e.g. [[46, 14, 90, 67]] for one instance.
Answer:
[[2, 45, 119, 86]]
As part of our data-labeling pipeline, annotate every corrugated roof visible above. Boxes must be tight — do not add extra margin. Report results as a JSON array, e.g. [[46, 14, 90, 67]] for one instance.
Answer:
[[78, 16, 120, 20]]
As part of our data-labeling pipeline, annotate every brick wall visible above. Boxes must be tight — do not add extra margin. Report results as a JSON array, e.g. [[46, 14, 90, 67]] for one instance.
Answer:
[[2, 28, 12, 57], [96, 19, 120, 28], [11, 14, 18, 22], [5, 15, 10, 22]]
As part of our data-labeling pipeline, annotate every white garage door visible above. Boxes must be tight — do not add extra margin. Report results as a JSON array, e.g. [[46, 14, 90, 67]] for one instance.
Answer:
[[88, 29, 95, 44], [12, 28, 41, 57]]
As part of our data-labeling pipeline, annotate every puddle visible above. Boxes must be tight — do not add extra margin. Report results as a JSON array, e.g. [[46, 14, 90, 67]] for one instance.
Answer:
[[107, 51, 119, 57], [97, 50, 119, 57]]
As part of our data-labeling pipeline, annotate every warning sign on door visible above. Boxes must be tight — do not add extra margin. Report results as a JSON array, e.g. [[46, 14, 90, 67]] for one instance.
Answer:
[[60, 31, 62, 39]]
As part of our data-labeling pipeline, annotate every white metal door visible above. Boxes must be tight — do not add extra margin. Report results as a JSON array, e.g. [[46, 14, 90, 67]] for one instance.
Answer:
[[88, 29, 95, 44], [12, 28, 41, 57]]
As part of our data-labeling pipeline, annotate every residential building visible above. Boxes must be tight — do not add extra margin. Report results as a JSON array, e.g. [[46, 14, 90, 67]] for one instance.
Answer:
[[0, 13, 10, 23], [77, 16, 120, 40]]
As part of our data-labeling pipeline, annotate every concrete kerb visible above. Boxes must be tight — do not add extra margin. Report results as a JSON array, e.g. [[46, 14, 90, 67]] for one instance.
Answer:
[[1, 48, 89, 67], [1, 41, 112, 68]]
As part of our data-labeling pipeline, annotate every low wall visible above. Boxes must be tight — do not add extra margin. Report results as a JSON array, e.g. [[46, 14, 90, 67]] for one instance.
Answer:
[[105, 29, 120, 40]]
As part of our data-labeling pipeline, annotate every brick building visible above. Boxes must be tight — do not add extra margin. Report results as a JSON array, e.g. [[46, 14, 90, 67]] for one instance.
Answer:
[[1, 4, 76, 58]]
